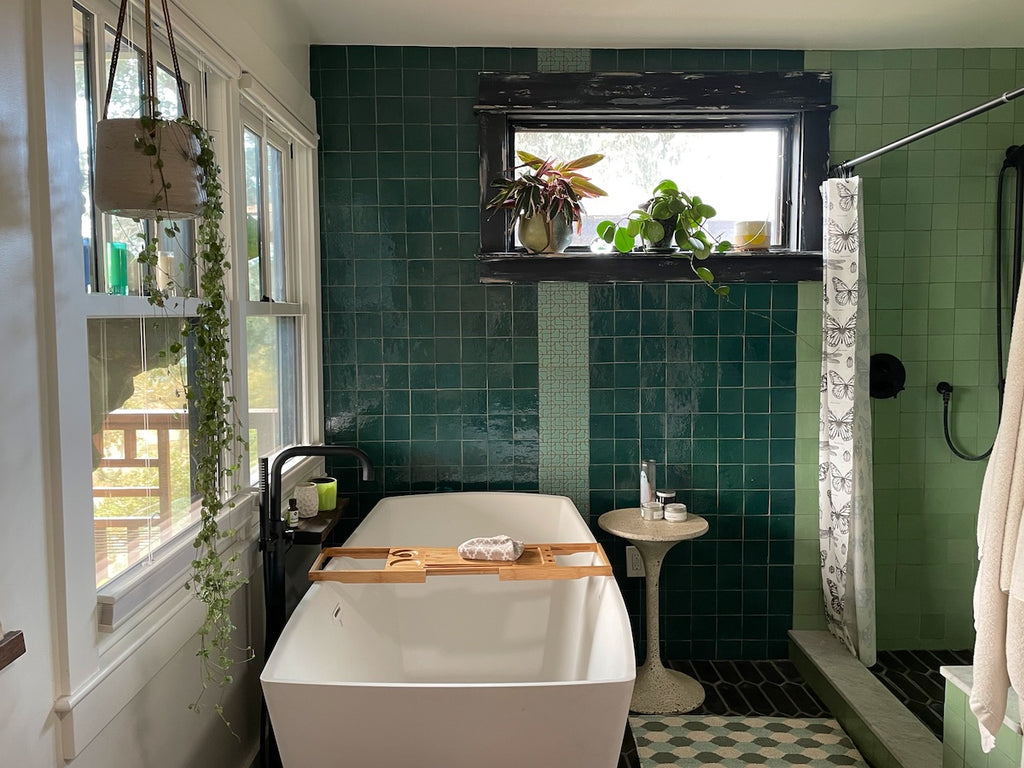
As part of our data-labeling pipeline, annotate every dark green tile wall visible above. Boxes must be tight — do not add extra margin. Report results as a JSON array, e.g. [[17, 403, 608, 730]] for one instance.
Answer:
[[590, 283, 799, 660], [313, 45, 541, 515], [313, 44, 802, 660]]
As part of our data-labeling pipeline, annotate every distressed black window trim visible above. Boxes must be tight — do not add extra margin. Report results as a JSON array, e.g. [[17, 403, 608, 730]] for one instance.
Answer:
[[476, 71, 833, 255]]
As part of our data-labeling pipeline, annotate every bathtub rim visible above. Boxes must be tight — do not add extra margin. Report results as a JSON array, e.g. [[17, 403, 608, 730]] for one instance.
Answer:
[[262, 491, 636, 688], [352, 491, 596, 537]]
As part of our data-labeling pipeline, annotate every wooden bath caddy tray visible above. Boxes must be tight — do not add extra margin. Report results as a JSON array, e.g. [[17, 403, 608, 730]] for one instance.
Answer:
[[309, 543, 612, 583]]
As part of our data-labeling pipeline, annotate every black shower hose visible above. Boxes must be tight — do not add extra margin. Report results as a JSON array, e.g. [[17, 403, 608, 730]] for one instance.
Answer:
[[940, 145, 1024, 460]]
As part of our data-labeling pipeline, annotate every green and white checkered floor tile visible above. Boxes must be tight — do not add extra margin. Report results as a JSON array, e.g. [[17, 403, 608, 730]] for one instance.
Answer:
[[629, 715, 868, 767]]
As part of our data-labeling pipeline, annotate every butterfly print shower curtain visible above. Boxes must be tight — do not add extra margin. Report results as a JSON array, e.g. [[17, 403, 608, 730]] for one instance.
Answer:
[[818, 177, 877, 666]]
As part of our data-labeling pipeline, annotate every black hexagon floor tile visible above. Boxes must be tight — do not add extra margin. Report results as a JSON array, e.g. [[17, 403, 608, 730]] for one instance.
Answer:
[[869, 648, 972, 739], [665, 659, 830, 717]]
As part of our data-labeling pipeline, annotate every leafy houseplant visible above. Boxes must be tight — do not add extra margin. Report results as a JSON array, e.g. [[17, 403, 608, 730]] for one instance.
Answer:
[[596, 179, 732, 293], [485, 151, 607, 253], [133, 113, 252, 724]]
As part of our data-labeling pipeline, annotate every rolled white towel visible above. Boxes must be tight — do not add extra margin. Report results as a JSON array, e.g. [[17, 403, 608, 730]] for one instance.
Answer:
[[457, 535, 525, 562]]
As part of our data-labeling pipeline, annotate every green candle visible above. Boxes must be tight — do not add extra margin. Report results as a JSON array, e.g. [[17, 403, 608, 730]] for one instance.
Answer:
[[106, 241, 128, 295]]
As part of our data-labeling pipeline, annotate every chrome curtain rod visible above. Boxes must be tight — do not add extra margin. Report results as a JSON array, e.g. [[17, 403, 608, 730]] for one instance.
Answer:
[[830, 86, 1024, 177]]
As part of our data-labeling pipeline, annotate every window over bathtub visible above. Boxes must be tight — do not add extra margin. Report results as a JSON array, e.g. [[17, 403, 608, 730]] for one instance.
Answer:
[[71, 0, 319, 606], [476, 71, 833, 255], [74, 0, 209, 589], [241, 106, 303, 481]]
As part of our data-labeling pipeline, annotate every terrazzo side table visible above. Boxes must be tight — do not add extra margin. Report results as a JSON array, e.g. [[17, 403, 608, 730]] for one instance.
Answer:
[[598, 508, 709, 715]]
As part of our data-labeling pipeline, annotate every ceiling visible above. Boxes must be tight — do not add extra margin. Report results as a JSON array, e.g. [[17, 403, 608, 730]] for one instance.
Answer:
[[287, 0, 1024, 51]]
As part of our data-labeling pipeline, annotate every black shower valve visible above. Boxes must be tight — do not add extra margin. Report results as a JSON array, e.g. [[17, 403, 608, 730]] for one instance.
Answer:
[[936, 381, 953, 402], [1004, 144, 1024, 169], [869, 353, 906, 399]]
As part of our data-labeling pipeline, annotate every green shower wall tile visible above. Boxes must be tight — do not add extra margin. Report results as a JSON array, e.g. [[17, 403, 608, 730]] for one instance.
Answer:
[[796, 47, 1024, 650]]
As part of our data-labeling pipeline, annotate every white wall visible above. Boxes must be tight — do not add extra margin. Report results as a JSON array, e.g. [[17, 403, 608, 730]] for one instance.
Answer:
[[0, 0, 311, 765], [0, 0, 63, 764], [179, 0, 315, 128]]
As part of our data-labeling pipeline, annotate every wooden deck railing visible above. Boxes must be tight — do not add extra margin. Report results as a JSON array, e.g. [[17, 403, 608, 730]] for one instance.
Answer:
[[93, 410, 188, 585], [92, 408, 280, 585]]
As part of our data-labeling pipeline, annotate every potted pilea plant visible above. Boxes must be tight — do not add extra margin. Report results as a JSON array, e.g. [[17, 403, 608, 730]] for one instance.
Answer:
[[485, 151, 607, 253], [93, 0, 249, 727], [596, 179, 732, 293]]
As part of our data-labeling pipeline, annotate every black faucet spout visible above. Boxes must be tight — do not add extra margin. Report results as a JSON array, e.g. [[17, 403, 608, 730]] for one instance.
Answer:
[[269, 444, 374, 497]]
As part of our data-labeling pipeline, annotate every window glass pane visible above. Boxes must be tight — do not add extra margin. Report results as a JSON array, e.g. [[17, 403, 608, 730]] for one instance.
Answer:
[[156, 62, 183, 119], [73, 4, 95, 290], [244, 129, 263, 301], [97, 30, 195, 295], [266, 143, 286, 302], [106, 217, 146, 294], [515, 128, 783, 248], [156, 219, 197, 296], [247, 316, 299, 478], [89, 318, 196, 587], [103, 27, 142, 118]]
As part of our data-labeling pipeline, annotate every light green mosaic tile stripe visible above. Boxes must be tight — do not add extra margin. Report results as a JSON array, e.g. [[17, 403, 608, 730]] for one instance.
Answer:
[[538, 282, 590, 514], [537, 48, 591, 72]]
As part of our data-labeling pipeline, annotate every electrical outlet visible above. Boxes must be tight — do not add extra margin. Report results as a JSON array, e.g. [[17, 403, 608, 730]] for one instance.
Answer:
[[626, 546, 645, 577]]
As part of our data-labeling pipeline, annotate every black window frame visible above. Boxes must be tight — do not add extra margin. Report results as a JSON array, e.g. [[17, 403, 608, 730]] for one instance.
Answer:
[[476, 71, 833, 255]]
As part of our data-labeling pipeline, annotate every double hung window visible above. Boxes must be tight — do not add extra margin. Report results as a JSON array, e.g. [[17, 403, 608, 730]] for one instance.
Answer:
[[242, 111, 303, 479], [71, 0, 315, 595], [75, 1, 205, 587]]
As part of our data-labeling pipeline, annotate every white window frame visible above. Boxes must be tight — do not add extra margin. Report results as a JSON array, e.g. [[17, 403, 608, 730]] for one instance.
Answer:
[[82, 3, 207, 598], [238, 101, 315, 482], [235, 86, 325, 480], [43, 0, 324, 757]]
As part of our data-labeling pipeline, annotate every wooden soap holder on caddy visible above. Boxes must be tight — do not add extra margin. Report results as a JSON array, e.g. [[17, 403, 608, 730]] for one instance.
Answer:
[[309, 542, 612, 583]]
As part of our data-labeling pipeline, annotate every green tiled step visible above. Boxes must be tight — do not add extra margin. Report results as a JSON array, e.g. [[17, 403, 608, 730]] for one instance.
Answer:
[[942, 666, 1022, 768], [789, 630, 942, 768]]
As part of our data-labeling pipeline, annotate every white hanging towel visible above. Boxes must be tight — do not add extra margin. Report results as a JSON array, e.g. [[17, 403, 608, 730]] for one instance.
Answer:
[[970, 274, 1024, 760]]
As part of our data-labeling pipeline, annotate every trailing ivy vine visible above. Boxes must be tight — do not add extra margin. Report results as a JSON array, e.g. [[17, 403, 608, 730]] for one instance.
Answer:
[[134, 113, 252, 724]]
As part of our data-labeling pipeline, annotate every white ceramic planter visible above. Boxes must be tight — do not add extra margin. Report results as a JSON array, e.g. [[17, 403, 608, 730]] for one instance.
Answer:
[[94, 118, 205, 219]]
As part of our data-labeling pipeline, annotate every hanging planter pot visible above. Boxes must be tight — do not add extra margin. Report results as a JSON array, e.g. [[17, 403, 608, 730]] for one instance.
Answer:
[[94, 118, 204, 219], [93, 0, 204, 220]]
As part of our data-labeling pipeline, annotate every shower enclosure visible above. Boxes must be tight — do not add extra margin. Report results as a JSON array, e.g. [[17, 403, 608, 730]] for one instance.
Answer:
[[795, 64, 1024, 768]]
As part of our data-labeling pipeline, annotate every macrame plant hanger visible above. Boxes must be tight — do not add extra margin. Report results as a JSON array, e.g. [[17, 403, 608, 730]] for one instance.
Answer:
[[94, 0, 204, 219]]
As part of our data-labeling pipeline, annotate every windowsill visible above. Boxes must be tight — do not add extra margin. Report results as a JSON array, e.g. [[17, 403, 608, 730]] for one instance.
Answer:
[[58, 450, 327, 757], [95, 452, 325, 632], [84, 292, 202, 316], [476, 249, 823, 284]]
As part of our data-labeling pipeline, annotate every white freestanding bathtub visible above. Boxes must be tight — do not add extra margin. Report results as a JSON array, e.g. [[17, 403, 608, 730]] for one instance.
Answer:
[[261, 492, 635, 768]]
